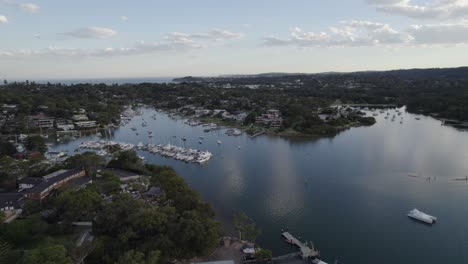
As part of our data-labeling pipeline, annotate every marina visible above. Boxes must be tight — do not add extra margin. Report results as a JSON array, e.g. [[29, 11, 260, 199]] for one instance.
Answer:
[[78, 140, 213, 163]]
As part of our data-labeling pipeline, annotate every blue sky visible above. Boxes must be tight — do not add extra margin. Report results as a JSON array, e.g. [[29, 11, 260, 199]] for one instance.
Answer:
[[1, 0, 468, 80]]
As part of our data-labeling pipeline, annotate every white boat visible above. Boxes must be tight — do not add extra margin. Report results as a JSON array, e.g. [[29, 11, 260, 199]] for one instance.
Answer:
[[408, 209, 437, 224], [217, 140, 222, 145]]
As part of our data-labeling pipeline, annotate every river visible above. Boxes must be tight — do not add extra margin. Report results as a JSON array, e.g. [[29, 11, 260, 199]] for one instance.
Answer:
[[49, 107, 468, 264]]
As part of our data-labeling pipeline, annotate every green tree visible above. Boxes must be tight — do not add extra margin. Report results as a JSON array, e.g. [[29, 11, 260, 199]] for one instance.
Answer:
[[22, 243, 71, 264], [0, 141, 17, 157], [25, 135, 47, 154], [233, 212, 261, 242], [65, 152, 106, 176], [56, 187, 102, 221], [0, 239, 12, 263], [255, 248, 272, 260], [116, 250, 160, 264]]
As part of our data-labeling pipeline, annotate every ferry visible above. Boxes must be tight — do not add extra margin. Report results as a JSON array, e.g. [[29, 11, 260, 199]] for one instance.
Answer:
[[408, 209, 437, 224]]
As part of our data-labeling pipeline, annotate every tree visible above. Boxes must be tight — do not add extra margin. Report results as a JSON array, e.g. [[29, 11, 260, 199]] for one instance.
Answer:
[[255, 248, 272, 260], [65, 152, 105, 176], [0, 240, 12, 263], [108, 150, 145, 173], [22, 243, 71, 264], [243, 112, 257, 125], [0, 212, 5, 223], [56, 187, 102, 221], [116, 250, 160, 264], [0, 141, 17, 157], [97, 171, 121, 195], [233, 212, 261, 242], [25, 135, 47, 154]]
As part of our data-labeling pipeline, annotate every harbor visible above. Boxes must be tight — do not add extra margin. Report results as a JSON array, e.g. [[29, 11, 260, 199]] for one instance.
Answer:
[[45, 107, 468, 264]]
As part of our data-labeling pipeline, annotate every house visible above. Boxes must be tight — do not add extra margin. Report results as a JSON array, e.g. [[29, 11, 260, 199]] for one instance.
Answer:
[[0, 193, 24, 223], [101, 168, 142, 182], [256, 109, 283, 128], [23, 169, 86, 200]]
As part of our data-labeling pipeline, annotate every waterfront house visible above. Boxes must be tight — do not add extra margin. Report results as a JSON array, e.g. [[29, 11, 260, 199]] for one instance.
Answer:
[[256, 109, 283, 128]]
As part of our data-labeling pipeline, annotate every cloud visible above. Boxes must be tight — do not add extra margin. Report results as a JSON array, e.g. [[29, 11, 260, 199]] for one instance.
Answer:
[[19, 2, 39, 13], [409, 21, 468, 44], [120, 15, 128, 21], [0, 29, 243, 59], [263, 20, 412, 47], [366, 0, 468, 20], [264, 19, 468, 48], [174, 29, 244, 41], [0, 1, 40, 13], [0, 15, 8, 24], [61, 27, 118, 39]]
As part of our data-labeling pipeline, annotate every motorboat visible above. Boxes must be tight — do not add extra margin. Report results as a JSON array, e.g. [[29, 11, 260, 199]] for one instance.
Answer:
[[408, 209, 437, 224]]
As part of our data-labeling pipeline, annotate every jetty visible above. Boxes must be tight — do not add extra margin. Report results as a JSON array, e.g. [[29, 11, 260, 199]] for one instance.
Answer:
[[250, 131, 265, 138], [281, 232, 320, 259]]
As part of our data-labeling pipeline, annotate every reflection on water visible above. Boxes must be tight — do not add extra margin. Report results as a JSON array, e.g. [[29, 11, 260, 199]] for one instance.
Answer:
[[50, 107, 468, 264]]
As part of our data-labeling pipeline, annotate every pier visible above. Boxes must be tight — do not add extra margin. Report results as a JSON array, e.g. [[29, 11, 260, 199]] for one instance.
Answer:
[[250, 131, 265, 138], [281, 232, 320, 259]]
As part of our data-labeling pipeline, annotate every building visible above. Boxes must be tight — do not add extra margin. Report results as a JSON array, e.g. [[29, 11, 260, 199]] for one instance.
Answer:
[[56, 119, 75, 131], [101, 168, 142, 182], [75, 121, 97, 129], [23, 169, 86, 200], [28, 114, 55, 129], [0, 193, 24, 223], [18, 177, 44, 191], [72, 114, 89, 121], [256, 109, 283, 128]]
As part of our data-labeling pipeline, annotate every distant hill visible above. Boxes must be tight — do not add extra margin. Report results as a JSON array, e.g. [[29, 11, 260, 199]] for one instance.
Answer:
[[173, 66, 468, 82]]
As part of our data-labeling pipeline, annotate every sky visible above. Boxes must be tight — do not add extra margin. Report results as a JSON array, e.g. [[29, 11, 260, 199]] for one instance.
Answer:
[[2, 0, 468, 80]]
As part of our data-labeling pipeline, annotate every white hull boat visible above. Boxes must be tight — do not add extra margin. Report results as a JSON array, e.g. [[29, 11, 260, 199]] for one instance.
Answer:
[[408, 209, 437, 224]]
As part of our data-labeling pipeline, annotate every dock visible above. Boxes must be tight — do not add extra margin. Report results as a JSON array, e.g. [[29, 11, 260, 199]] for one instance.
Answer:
[[282, 232, 320, 259], [250, 131, 265, 138]]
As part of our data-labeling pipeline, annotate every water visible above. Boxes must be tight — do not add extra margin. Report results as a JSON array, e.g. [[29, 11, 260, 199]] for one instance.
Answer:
[[49, 108, 468, 264]]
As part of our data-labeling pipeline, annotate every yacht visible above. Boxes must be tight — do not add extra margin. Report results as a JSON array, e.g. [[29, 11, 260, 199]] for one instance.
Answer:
[[408, 209, 437, 224]]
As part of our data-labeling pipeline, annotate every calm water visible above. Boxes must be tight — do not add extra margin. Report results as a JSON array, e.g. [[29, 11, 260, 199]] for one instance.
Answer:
[[50, 108, 468, 264]]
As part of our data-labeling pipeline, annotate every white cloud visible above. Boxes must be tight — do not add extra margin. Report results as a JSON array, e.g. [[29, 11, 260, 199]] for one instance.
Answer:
[[263, 20, 411, 47], [120, 16, 128, 21], [176, 29, 245, 41], [366, 0, 468, 20], [0, 1, 40, 13], [19, 2, 39, 13], [264, 19, 468, 48], [62, 27, 118, 39], [0, 15, 8, 24], [0, 29, 243, 59], [409, 21, 468, 44]]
